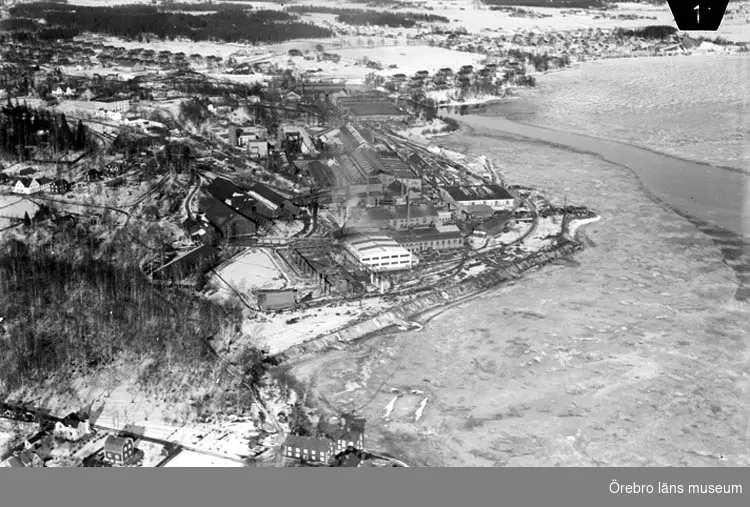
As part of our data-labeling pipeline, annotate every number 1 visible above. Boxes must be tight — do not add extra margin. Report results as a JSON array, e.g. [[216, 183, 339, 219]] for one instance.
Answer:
[[694, 4, 700, 23]]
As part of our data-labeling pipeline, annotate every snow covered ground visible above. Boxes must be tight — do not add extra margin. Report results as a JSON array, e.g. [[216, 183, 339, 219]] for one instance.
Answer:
[[164, 449, 244, 467], [0, 196, 41, 219], [518, 216, 562, 253], [0, 420, 38, 452], [241, 297, 392, 355], [213, 248, 289, 296], [396, 118, 454, 140], [336, 45, 485, 77]]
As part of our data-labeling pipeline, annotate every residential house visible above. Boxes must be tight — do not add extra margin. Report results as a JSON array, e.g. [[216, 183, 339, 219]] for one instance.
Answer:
[[3, 450, 43, 467], [84, 169, 103, 182], [102, 436, 138, 465], [50, 179, 71, 194], [318, 415, 366, 455], [53, 412, 90, 442], [281, 435, 334, 464], [257, 289, 297, 312], [12, 177, 52, 195]]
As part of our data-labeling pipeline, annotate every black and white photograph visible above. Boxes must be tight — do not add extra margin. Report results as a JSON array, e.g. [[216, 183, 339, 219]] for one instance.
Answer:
[[0, 0, 748, 469]]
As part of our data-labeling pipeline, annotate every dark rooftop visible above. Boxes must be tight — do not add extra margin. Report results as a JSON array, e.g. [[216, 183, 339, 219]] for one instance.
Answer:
[[366, 204, 438, 222], [443, 184, 514, 202], [390, 226, 463, 243], [347, 102, 408, 118]]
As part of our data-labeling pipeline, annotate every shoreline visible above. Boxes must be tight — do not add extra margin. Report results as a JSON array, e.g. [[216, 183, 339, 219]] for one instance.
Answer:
[[278, 238, 585, 366], [446, 119, 749, 301], [470, 104, 750, 178]]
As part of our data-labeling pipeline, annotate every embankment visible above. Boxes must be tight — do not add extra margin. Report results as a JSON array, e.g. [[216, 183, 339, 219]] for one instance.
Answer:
[[274, 239, 583, 365]]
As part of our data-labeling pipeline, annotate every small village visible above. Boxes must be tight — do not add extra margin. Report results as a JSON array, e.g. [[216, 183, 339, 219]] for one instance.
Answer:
[[8, 0, 741, 467]]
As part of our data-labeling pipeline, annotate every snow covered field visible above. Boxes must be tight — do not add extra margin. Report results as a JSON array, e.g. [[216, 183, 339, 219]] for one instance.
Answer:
[[336, 45, 484, 77], [214, 248, 289, 296], [164, 449, 244, 467], [0, 196, 41, 219], [242, 297, 392, 355]]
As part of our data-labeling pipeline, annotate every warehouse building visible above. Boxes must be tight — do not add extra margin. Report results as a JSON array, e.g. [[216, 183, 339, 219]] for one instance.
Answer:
[[442, 184, 516, 212], [342, 235, 418, 272], [349, 204, 438, 231], [390, 224, 464, 253]]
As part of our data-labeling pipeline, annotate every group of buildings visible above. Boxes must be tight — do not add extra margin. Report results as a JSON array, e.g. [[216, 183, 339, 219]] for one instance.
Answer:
[[2, 412, 142, 468], [281, 414, 366, 466], [184, 176, 300, 247]]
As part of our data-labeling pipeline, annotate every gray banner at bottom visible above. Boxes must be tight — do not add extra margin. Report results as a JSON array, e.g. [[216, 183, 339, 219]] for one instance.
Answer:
[[0, 467, 747, 507]]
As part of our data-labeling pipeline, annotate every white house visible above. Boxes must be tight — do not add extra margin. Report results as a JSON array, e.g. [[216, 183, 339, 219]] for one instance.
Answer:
[[13, 177, 52, 195], [53, 413, 91, 442]]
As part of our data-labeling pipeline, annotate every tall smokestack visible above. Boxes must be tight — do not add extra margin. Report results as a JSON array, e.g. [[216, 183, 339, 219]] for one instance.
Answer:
[[406, 192, 410, 227]]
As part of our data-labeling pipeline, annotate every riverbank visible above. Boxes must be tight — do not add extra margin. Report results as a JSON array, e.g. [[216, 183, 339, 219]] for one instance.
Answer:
[[290, 116, 748, 466], [276, 239, 584, 365]]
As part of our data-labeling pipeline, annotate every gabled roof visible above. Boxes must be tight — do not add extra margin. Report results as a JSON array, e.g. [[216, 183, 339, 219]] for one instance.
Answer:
[[246, 182, 289, 209], [206, 177, 246, 202], [283, 435, 333, 453], [103, 435, 132, 454], [59, 412, 87, 429], [443, 184, 514, 202]]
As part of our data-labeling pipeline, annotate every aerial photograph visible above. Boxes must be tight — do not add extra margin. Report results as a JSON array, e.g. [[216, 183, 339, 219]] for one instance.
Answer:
[[0, 0, 747, 467]]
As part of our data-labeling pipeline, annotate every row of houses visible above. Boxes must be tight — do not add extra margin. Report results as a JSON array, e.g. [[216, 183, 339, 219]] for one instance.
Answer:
[[282, 414, 366, 465], [2, 411, 141, 467], [1, 176, 69, 195]]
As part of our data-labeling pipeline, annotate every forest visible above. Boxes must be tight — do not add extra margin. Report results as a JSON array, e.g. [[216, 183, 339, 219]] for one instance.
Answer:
[[0, 103, 91, 160], [614, 25, 678, 39], [482, 0, 608, 7], [287, 6, 449, 26], [0, 223, 270, 399], [9, 4, 333, 43]]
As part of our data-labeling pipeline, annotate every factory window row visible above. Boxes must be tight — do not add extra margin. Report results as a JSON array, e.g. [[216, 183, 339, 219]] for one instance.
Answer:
[[361, 254, 410, 262]]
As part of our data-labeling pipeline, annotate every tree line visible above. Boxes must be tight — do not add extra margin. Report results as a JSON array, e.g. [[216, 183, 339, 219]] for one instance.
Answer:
[[9, 4, 333, 43], [0, 219, 272, 398], [0, 103, 90, 160], [287, 5, 449, 26], [482, 0, 608, 7], [614, 25, 679, 40]]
